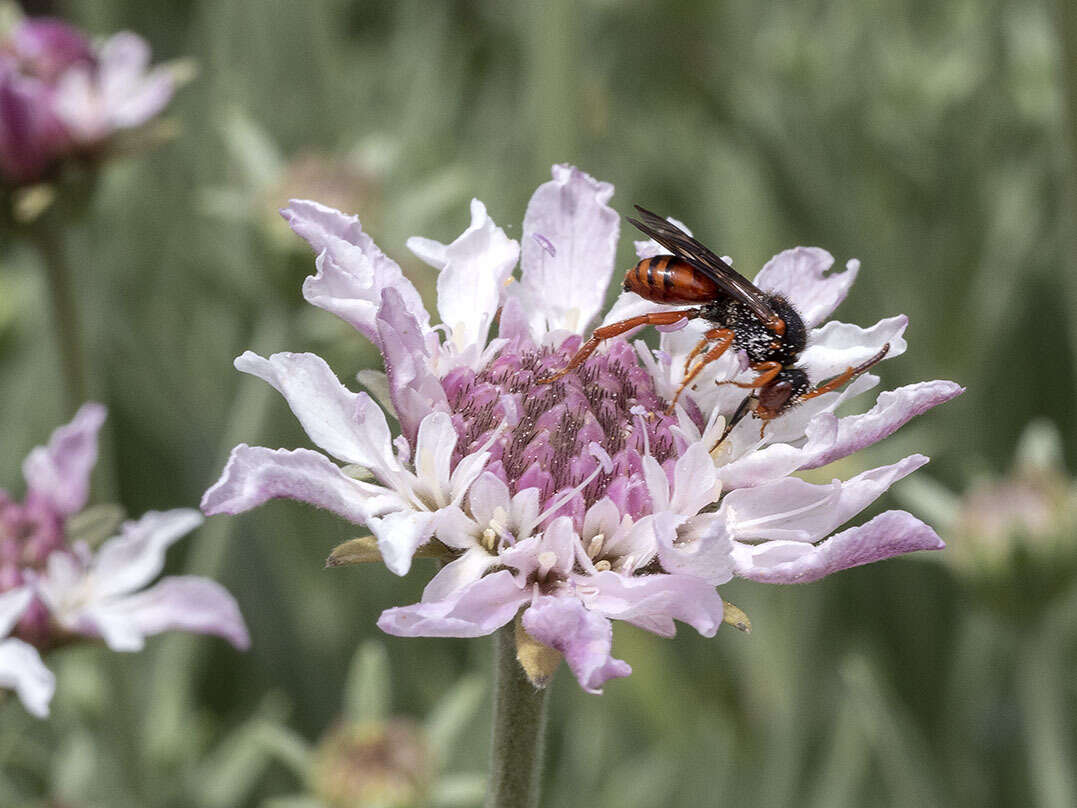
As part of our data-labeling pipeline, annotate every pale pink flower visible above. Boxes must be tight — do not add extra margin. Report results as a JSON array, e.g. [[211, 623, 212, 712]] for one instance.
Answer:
[[204, 164, 961, 692], [0, 14, 177, 186], [1, 404, 248, 717]]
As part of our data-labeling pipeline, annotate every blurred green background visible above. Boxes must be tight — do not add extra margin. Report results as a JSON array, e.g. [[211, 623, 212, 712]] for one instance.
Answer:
[[2, 0, 1077, 805]]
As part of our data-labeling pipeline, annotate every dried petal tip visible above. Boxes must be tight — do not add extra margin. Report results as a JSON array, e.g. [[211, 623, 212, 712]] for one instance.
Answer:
[[514, 612, 561, 688], [327, 536, 383, 567], [721, 601, 752, 634]]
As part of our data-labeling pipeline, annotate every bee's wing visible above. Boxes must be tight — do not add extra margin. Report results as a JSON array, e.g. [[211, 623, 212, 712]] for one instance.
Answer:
[[629, 206, 779, 324]]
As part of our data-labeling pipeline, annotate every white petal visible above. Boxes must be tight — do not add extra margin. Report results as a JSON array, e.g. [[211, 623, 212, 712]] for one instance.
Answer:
[[656, 513, 736, 585], [753, 248, 859, 328], [0, 588, 32, 637], [235, 351, 399, 473], [90, 509, 202, 600], [367, 510, 438, 577], [413, 412, 458, 508], [0, 638, 55, 718], [517, 165, 620, 337], [798, 315, 908, 382], [669, 442, 720, 517], [408, 198, 519, 351], [200, 445, 394, 522]]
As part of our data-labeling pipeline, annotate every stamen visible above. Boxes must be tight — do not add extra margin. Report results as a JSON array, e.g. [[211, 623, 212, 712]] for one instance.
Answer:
[[537, 550, 558, 579], [481, 527, 498, 552], [586, 533, 605, 559], [593, 559, 612, 572]]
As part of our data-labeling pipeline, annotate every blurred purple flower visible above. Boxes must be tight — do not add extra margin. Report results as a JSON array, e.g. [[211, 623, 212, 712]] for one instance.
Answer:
[[0, 13, 177, 186], [0, 404, 248, 717], [204, 164, 961, 693]]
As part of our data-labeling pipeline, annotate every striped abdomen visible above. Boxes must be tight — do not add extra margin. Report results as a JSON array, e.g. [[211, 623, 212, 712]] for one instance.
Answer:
[[623, 255, 719, 303]]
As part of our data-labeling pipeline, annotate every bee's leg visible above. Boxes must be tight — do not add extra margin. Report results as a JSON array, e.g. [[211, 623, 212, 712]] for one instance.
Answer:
[[540, 309, 701, 383], [683, 328, 728, 375], [668, 329, 735, 413], [797, 344, 890, 402], [717, 361, 783, 390]]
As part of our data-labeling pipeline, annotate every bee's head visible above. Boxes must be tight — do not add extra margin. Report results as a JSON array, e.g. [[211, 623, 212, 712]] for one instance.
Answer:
[[755, 368, 810, 420]]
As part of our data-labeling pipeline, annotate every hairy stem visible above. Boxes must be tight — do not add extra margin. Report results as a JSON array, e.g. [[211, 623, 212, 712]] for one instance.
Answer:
[[485, 623, 550, 808]]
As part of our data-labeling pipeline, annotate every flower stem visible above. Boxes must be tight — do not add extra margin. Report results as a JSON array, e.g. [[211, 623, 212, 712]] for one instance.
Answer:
[[485, 623, 550, 808], [28, 218, 87, 412]]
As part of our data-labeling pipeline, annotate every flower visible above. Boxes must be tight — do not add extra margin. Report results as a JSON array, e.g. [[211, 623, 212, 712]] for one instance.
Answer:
[[203, 164, 962, 693], [0, 9, 178, 187], [0, 403, 248, 717]]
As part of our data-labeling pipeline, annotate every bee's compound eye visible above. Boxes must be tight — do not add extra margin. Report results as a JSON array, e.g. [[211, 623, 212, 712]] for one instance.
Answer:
[[758, 380, 794, 413]]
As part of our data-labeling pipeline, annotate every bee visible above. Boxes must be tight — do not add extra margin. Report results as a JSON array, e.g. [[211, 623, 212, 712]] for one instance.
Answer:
[[542, 206, 889, 440]]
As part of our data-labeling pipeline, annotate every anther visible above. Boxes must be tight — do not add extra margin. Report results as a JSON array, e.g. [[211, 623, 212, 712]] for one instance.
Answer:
[[586, 533, 605, 559]]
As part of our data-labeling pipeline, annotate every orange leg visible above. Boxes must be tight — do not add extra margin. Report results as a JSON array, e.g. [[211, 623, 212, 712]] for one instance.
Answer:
[[718, 361, 783, 390], [683, 328, 730, 375], [798, 344, 890, 403], [540, 309, 701, 383], [669, 331, 735, 413]]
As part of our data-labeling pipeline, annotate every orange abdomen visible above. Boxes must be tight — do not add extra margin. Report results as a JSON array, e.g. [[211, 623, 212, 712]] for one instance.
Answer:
[[623, 255, 719, 303]]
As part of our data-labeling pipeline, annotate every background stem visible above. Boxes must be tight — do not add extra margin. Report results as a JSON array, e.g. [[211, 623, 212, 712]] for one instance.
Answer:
[[485, 623, 550, 808], [29, 219, 88, 412]]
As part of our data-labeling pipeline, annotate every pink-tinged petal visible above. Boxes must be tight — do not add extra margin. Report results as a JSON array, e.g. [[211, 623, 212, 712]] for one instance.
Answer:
[[377, 569, 526, 637], [715, 380, 962, 489], [0, 638, 55, 718], [376, 289, 449, 445], [798, 315, 908, 383], [90, 509, 203, 600], [283, 200, 429, 341], [367, 510, 437, 577], [200, 445, 392, 522], [799, 381, 965, 471], [22, 402, 105, 516], [91, 575, 249, 651], [722, 455, 928, 544], [656, 513, 735, 586], [753, 248, 859, 328], [518, 165, 619, 336], [733, 510, 944, 584], [586, 569, 725, 638], [235, 351, 400, 472], [407, 198, 519, 350], [13, 19, 94, 79], [522, 595, 631, 693], [0, 587, 32, 637]]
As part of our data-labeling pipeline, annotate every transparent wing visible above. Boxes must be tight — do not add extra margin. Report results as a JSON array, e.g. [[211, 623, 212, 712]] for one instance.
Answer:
[[628, 206, 779, 324]]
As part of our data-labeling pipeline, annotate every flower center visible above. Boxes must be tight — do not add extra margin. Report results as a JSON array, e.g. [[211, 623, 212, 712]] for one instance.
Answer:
[[442, 337, 691, 523]]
